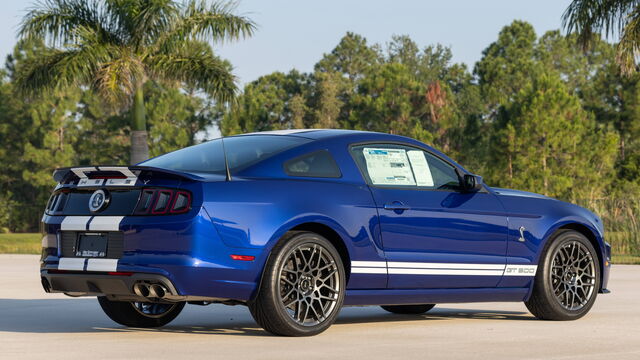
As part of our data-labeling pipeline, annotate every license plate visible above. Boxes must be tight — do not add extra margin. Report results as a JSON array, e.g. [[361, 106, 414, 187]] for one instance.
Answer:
[[75, 233, 108, 257]]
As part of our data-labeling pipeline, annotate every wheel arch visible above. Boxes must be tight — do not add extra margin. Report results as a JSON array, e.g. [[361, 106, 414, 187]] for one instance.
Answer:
[[288, 222, 352, 282], [541, 221, 606, 292], [250, 219, 354, 302]]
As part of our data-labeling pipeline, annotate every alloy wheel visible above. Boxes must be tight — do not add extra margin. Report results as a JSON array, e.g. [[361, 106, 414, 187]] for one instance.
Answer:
[[131, 302, 178, 318], [278, 243, 341, 326], [550, 241, 597, 311]]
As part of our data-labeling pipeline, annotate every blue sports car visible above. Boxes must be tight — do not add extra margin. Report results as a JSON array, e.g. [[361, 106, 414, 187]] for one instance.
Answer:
[[40, 129, 611, 336]]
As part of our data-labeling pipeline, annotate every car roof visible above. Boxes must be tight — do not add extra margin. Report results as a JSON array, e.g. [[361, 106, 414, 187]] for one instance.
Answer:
[[232, 129, 469, 173], [236, 129, 396, 140]]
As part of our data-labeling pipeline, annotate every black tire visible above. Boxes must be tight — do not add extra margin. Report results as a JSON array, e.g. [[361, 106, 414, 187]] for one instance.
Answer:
[[98, 296, 185, 327], [525, 230, 600, 320], [381, 304, 436, 314], [249, 231, 346, 336]]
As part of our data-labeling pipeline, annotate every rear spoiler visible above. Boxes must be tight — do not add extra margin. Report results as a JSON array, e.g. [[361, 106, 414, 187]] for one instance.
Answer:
[[53, 165, 206, 187]]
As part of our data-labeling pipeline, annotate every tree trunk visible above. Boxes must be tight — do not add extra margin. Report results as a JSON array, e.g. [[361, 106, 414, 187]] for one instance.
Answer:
[[130, 87, 149, 165]]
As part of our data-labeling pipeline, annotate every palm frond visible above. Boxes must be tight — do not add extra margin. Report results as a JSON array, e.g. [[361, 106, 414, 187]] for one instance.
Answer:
[[104, 0, 180, 49], [20, 0, 122, 47], [95, 49, 145, 103], [562, 0, 637, 48], [14, 25, 117, 96], [132, 0, 180, 48], [616, 6, 640, 73], [156, 0, 255, 52], [146, 40, 237, 102]]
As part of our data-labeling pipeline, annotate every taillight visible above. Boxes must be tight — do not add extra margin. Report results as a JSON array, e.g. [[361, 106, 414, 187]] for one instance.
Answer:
[[134, 188, 192, 215]]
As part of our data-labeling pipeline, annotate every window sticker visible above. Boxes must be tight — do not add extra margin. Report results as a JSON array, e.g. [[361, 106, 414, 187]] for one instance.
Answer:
[[407, 150, 434, 187], [362, 148, 416, 186]]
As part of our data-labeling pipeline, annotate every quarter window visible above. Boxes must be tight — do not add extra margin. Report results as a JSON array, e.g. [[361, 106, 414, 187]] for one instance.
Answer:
[[284, 150, 342, 178], [350, 144, 461, 190]]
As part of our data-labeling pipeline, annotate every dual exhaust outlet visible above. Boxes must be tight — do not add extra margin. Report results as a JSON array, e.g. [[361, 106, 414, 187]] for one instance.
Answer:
[[133, 282, 168, 299]]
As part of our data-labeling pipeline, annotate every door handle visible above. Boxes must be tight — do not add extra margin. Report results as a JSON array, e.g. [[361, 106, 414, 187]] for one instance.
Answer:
[[383, 201, 410, 211]]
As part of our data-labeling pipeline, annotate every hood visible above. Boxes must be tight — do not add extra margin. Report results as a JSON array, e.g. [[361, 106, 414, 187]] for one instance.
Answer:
[[490, 187, 554, 200]]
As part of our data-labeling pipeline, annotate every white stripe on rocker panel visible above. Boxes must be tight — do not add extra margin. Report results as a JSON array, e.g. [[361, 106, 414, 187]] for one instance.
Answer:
[[60, 216, 92, 231], [86, 258, 118, 272], [388, 268, 505, 276], [387, 262, 506, 270], [351, 267, 387, 274], [88, 216, 124, 231], [58, 258, 86, 271], [351, 261, 387, 268]]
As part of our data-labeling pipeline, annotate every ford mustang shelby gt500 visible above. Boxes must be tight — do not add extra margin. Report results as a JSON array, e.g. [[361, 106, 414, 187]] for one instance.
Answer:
[[40, 129, 611, 336]]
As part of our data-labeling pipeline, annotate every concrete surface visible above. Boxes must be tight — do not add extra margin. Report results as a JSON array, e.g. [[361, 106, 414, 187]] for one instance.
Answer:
[[0, 255, 638, 360]]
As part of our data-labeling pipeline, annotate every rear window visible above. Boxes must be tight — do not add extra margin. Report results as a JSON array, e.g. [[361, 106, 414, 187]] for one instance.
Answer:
[[141, 135, 310, 175], [284, 150, 342, 178]]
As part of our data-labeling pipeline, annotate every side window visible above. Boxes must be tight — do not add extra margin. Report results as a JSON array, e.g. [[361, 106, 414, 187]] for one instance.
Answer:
[[350, 144, 460, 190], [284, 150, 342, 178]]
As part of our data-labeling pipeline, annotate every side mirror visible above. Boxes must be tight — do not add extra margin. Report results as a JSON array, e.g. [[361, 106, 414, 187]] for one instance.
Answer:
[[462, 174, 483, 192]]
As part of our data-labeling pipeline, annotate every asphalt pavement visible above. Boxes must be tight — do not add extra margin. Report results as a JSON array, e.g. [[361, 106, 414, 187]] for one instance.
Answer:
[[1, 255, 638, 360]]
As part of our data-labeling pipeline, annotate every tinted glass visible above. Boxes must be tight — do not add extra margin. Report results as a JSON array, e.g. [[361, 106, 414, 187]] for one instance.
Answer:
[[284, 150, 342, 178], [141, 135, 310, 174], [350, 144, 461, 190]]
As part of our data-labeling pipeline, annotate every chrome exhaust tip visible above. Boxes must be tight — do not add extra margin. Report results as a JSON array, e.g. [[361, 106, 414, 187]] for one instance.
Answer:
[[148, 284, 166, 299], [133, 283, 150, 297]]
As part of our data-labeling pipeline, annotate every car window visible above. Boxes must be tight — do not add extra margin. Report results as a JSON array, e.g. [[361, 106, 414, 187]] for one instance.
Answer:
[[350, 144, 461, 190], [140, 135, 311, 175], [284, 150, 342, 178]]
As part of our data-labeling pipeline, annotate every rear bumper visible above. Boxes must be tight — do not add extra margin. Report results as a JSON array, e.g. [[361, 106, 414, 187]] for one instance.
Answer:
[[42, 270, 175, 299], [40, 256, 261, 302], [40, 208, 267, 302]]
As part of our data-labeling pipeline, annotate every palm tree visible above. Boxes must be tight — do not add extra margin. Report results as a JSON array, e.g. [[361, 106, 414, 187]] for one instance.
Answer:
[[16, 0, 255, 164], [563, 0, 640, 74]]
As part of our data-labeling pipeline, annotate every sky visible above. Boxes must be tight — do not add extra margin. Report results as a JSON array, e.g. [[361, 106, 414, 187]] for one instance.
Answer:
[[0, 0, 576, 85]]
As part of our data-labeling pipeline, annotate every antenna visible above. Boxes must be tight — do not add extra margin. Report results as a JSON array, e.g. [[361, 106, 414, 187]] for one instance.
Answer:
[[220, 136, 232, 181]]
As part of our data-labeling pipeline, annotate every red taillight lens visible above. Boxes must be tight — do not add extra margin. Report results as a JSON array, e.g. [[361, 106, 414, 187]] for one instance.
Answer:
[[170, 191, 191, 214], [134, 188, 192, 215], [151, 190, 173, 214]]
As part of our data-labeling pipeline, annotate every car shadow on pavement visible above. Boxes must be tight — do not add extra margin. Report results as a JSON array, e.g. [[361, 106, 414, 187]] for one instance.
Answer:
[[0, 298, 534, 336], [336, 307, 535, 325]]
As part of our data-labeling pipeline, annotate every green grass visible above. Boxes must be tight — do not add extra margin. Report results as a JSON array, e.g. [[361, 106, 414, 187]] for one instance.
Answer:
[[1, 232, 639, 264], [612, 255, 640, 265], [0, 233, 41, 254]]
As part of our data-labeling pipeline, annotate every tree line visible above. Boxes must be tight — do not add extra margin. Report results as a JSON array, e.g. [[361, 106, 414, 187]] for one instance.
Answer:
[[1, 21, 639, 252], [219, 21, 637, 201]]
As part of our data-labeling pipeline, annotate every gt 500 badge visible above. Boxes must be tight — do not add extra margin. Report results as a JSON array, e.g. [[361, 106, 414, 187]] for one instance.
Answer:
[[89, 189, 110, 213], [503, 265, 538, 276]]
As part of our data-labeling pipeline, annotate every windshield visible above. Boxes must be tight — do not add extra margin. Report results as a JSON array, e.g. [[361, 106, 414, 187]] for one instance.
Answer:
[[140, 135, 311, 175]]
